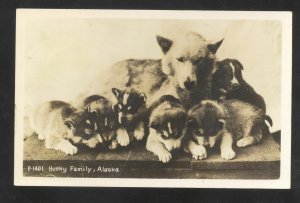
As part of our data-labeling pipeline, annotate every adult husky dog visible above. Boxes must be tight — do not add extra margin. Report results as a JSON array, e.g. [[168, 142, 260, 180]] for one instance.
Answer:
[[84, 32, 223, 109]]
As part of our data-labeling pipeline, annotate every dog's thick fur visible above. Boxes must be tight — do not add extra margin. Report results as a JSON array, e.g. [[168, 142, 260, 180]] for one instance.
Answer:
[[112, 88, 148, 142], [146, 95, 188, 163], [185, 100, 272, 160], [82, 95, 123, 149], [29, 101, 99, 155], [212, 58, 266, 113], [83, 32, 223, 109]]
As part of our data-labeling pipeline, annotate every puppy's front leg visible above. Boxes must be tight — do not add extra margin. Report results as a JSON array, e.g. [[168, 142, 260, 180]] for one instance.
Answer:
[[185, 140, 207, 160], [109, 139, 118, 149], [146, 129, 172, 163], [134, 121, 145, 141], [116, 127, 130, 146], [220, 131, 235, 160], [53, 138, 78, 155]]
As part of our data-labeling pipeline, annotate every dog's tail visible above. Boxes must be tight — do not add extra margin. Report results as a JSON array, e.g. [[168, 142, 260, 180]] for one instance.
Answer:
[[264, 115, 273, 127]]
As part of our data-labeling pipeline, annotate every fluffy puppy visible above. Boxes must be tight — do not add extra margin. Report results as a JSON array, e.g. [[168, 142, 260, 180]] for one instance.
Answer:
[[146, 95, 187, 163], [83, 95, 122, 149], [112, 88, 148, 142], [186, 100, 272, 160], [212, 58, 266, 113], [29, 101, 97, 155]]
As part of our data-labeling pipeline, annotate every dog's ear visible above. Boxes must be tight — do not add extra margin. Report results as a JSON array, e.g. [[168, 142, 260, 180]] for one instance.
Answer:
[[112, 88, 122, 99], [149, 121, 160, 130], [208, 39, 224, 54], [231, 59, 244, 70], [187, 118, 197, 128], [139, 92, 147, 103], [177, 113, 187, 123], [156, 35, 173, 54], [64, 120, 75, 129]]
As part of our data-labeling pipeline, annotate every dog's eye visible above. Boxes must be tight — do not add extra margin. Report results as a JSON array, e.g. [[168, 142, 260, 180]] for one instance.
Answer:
[[198, 128, 204, 134], [177, 57, 186, 63], [191, 57, 204, 65]]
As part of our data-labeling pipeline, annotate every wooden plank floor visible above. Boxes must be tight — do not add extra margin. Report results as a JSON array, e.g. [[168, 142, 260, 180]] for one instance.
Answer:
[[23, 134, 280, 179]]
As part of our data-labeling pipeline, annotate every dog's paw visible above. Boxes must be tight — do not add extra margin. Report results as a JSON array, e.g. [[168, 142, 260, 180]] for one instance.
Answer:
[[192, 145, 207, 160], [157, 150, 172, 163], [134, 128, 145, 141], [95, 133, 103, 143], [221, 148, 235, 160], [236, 137, 254, 148], [109, 140, 118, 150], [116, 129, 130, 147], [54, 140, 78, 155]]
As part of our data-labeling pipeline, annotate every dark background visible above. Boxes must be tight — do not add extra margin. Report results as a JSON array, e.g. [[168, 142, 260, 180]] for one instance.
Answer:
[[0, 0, 299, 202]]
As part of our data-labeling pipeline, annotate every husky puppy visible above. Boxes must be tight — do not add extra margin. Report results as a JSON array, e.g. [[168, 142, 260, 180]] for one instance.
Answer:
[[29, 101, 98, 155], [146, 95, 188, 163], [81, 32, 223, 109], [83, 95, 129, 149], [186, 100, 272, 160], [212, 58, 266, 112], [111, 88, 148, 141]]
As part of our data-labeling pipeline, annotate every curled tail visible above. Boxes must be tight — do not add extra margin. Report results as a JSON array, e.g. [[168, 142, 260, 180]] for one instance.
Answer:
[[264, 115, 273, 127]]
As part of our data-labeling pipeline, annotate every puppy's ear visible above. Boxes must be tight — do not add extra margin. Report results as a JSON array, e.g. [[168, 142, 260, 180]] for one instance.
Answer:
[[156, 35, 173, 54], [112, 88, 122, 99], [217, 119, 225, 129], [139, 92, 147, 103], [208, 39, 224, 54], [231, 59, 244, 70], [65, 120, 75, 129], [149, 121, 160, 130], [187, 118, 197, 128], [177, 113, 187, 123]]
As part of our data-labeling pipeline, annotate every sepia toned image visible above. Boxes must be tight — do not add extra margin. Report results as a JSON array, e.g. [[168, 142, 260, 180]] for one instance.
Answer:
[[14, 10, 292, 188]]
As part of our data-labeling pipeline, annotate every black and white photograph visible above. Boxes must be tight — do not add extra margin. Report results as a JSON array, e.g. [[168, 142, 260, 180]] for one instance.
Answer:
[[14, 9, 292, 188]]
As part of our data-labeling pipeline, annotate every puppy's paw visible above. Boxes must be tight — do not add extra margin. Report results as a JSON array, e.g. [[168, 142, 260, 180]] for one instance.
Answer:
[[236, 137, 254, 148], [54, 140, 78, 155], [192, 145, 207, 160], [157, 150, 172, 163], [116, 129, 130, 147], [95, 133, 103, 143], [221, 148, 235, 160], [134, 128, 145, 141], [109, 140, 118, 149]]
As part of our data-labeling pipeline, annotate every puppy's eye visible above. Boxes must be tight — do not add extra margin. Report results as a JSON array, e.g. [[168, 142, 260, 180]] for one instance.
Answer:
[[86, 120, 91, 126], [177, 57, 186, 63], [192, 57, 203, 65], [198, 128, 204, 134]]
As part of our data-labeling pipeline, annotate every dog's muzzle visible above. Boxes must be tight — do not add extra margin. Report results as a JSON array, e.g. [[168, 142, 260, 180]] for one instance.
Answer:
[[184, 80, 195, 90], [231, 83, 240, 90]]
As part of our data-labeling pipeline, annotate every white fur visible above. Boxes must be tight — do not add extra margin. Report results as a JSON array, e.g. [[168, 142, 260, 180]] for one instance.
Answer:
[[123, 92, 129, 105], [116, 127, 130, 146]]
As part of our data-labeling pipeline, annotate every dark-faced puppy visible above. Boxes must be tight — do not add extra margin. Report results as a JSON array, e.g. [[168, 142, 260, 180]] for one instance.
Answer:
[[29, 101, 97, 155], [83, 95, 120, 149], [186, 100, 272, 160], [112, 88, 147, 141], [212, 58, 266, 113], [146, 95, 187, 163]]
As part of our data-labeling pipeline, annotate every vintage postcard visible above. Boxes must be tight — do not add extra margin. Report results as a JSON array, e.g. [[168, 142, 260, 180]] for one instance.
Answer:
[[14, 9, 292, 188]]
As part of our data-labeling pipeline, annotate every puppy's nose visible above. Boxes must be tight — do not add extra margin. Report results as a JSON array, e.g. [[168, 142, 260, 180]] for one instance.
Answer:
[[184, 81, 195, 90], [232, 83, 239, 89], [203, 141, 210, 147]]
